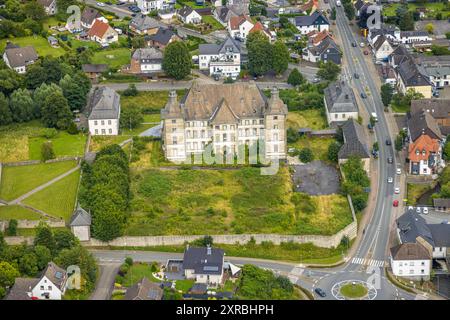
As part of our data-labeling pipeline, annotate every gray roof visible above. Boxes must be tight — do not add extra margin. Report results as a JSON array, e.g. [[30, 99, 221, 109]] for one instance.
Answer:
[[5, 278, 39, 300], [428, 224, 450, 247], [189, 282, 207, 293], [397, 56, 431, 87], [70, 206, 91, 227], [407, 110, 442, 142], [132, 47, 163, 63], [400, 31, 429, 38], [355, 0, 365, 11], [88, 87, 121, 120], [411, 99, 450, 119], [309, 37, 340, 56], [182, 246, 224, 275], [145, 27, 177, 46], [37, 0, 55, 7], [338, 119, 369, 159], [390, 242, 431, 261], [124, 277, 163, 300], [178, 6, 194, 18], [42, 262, 67, 290], [397, 210, 434, 246], [81, 7, 101, 25], [82, 64, 108, 73], [324, 81, 358, 115], [199, 36, 241, 55], [433, 198, 450, 208], [130, 14, 159, 31], [373, 35, 392, 51], [294, 11, 329, 27], [4, 45, 38, 68]]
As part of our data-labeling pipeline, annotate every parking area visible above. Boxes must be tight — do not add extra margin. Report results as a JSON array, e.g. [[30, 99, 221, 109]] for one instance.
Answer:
[[291, 161, 340, 195]]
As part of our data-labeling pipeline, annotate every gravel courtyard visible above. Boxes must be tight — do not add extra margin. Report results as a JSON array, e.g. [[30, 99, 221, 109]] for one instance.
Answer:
[[291, 161, 340, 195]]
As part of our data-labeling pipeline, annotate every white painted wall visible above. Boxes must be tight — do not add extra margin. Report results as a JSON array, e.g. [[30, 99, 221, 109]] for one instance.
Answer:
[[89, 118, 120, 136]]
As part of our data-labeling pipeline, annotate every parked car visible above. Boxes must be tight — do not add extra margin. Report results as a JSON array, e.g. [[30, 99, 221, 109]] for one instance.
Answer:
[[416, 207, 421, 213], [387, 156, 393, 164], [360, 42, 365, 47], [394, 187, 400, 194], [361, 92, 367, 99], [386, 139, 391, 146], [368, 123, 373, 130], [97, 2, 105, 6], [396, 168, 401, 175], [387, 177, 393, 183], [354, 73, 359, 79], [352, 42, 357, 47], [423, 207, 429, 214], [312, 77, 320, 83], [393, 200, 399, 207], [315, 288, 326, 297]]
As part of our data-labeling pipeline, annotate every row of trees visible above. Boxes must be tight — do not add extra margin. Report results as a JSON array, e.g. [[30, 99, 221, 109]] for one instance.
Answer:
[[78, 145, 131, 241], [0, 223, 97, 298]]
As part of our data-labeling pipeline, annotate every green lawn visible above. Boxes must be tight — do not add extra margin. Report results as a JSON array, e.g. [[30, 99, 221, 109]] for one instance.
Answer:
[[121, 263, 160, 287], [383, 2, 450, 18], [0, 160, 77, 202], [43, 17, 65, 31], [23, 169, 80, 221], [340, 283, 368, 299], [125, 166, 352, 236], [289, 137, 336, 162], [16, 227, 67, 236], [201, 15, 224, 31], [143, 114, 161, 123], [179, 1, 211, 9], [391, 102, 410, 114], [175, 279, 195, 292], [29, 132, 87, 160], [0, 36, 66, 57], [287, 110, 328, 131], [120, 90, 186, 114], [0, 205, 44, 220], [92, 48, 131, 70]]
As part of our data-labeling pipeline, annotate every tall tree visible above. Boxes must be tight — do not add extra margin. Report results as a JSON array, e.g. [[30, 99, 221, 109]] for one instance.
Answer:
[[287, 68, 304, 87], [247, 31, 273, 76], [162, 41, 191, 80], [59, 74, 86, 111], [34, 222, 56, 254], [25, 64, 47, 90], [9, 88, 34, 122], [272, 41, 289, 76], [0, 92, 12, 125], [34, 245, 52, 270], [24, 1, 47, 21], [317, 61, 341, 81], [41, 90, 72, 129], [380, 83, 394, 107], [0, 68, 24, 95], [33, 83, 63, 118]]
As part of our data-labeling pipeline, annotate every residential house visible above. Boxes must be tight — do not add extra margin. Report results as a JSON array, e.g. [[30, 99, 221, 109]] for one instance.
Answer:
[[227, 15, 254, 41], [158, 8, 177, 21], [407, 109, 443, 142], [80, 7, 106, 29], [390, 242, 432, 280], [124, 278, 164, 300], [248, 21, 274, 42], [2, 44, 38, 74], [136, 0, 172, 14], [398, 31, 432, 45], [182, 246, 225, 286], [397, 210, 450, 260], [368, 25, 431, 47], [372, 35, 394, 62], [388, 45, 410, 69], [88, 87, 121, 136], [69, 206, 91, 241], [292, 11, 329, 35], [160, 82, 288, 162], [417, 55, 450, 89], [199, 36, 241, 79], [87, 20, 119, 46], [407, 133, 441, 175], [129, 47, 163, 74], [145, 27, 180, 50], [129, 14, 159, 35], [324, 81, 359, 126], [338, 119, 370, 174], [37, 0, 57, 15], [6, 262, 68, 300], [178, 6, 202, 24], [213, 0, 249, 26], [82, 64, 108, 83], [307, 29, 334, 47], [433, 198, 450, 213], [299, 0, 319, 15], [302, 37, 341, 64], [411, 99, 450, 136], [396, 56, 432, 98]]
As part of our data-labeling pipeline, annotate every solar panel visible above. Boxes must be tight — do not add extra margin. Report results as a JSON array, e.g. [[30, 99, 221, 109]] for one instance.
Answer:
[[147, 289, 159, 300], [203, 266, 219, 272]]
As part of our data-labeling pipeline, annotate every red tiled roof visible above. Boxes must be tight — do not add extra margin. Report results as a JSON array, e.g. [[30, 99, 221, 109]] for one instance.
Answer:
[[311, 29, 333, 45], [87, 19, 111, 38], [229, 15, 252, 30], [408, 134, 440, 162]]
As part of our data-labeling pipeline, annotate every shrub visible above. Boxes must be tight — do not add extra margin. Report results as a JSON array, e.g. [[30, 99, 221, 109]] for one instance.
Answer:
[[122, 84, 138, 97], [6, 219, 18, 236], [125, 257, 133, 266], [41, 141, 56, 161], [67, 122, 79, 135], [298, 148, 313, 163], [42, 128, 58, 139], [118, 263, 129, 276]]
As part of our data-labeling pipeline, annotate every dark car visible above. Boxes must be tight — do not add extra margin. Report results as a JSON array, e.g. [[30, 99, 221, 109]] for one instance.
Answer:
[[386, 139, 392, 146], [387, 156, 393, 164], [352, 42, 357, 47], [360, 92, 367, 99], [368, 123, 373, 130], [354, 73, 359, 79], [117, 1, 125, 4], [315, 288, 326, 297], [105, 1, 112, 4]]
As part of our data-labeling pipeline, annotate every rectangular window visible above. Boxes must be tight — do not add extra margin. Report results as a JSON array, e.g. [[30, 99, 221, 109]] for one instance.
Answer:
[[108, 120, 111, 125], [172, 119, 176, 124], [94, 120, 98, 125], [109, 129, 112, 134], [101, 129, 106, 134], [273, 116, 278, 120], [274, 144, 278, 153], [101, 120, 105, 125], [95, 129, 98, 134], [172, 137, 177, 145]]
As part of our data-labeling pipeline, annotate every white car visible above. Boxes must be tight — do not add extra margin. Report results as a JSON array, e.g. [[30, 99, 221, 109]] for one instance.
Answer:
[[394, 187, 400, 194], [97, 2, 105, 6], [387, 177, 393, 183], [416, 207, 421, 213], [423, 207, 429, 214], [396, 168, 401, 175]]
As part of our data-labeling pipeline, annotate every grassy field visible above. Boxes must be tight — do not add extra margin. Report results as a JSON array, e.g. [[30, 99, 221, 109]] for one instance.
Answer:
[[92, 48, 131, 70], [0, 205, 44, 220], [287, 110, 328, 131], [340, 283, 368, 299], [124, 166, 352, 236], [89, 135, 131, 152], [121, 263, 160, 287], [16, 227, 67, 236], [23, 169, 80, 221], [143, 114, 161, 123], [407, 183, 434, 205], [382, 2, 450, 18], [289, 137, 336, 162], [0, 160, 77, 201], [120, 90, 186, 113], [391, 102, 410, 114], [29, 132, 87, 160], [0, 36, 66, 57], [201, 16, 224, 32]]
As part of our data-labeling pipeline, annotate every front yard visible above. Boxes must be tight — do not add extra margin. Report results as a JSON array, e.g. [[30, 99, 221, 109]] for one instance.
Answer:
[[382, 2, 450, 18], [0, 35, 66, 57], [91, 47, 131, 70], [287, 109, 328, 131]]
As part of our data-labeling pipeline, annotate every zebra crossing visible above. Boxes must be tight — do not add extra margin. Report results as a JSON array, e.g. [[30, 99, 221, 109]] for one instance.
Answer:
[[351, 257, 385, 267]]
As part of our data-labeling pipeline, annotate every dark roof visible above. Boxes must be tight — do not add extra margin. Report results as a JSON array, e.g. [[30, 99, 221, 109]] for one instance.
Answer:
[[390, 242, 431, 261], [130, 14, 159, 31], [4, 46, 38, 68], [355, 0, 365, 11], [338, 119, 369, 159], [199, 36, 241, 55], [373, 35, 392, 51], [81, 7, 101, 25], [324, 81, 358, 115], [389, 45, 410, 66], [88, 86, 121, 120], [433, 198, 450, 208], [411, 99, 450, 119], [69, 206, 91, 227], [294, 11, 329, 27], [400, 31, 429, 38], [5, 278, 39, 300], [397, 210, 434, 246], [182, 246, 224, 275], [407, 110, 442, 142], [146, 27, 177, 45], [428, 224, 450, 247], [124, 277, 163, 300], [82, 64, 108, 73], [42, 262, 66, 290], [309, 37, 340, 56], [132, 47, 163, 63], [397, 56, 431, 87], [178, 6, 194, 18]]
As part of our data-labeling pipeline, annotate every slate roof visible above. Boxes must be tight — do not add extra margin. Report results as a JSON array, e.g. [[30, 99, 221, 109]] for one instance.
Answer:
[[81, 7, 101, 26], [70, 206, 91, 227], [4, 45, 38, 68], [389, 45, 410, 67], [5, 278, 39, 300], [373, 35, 392, 51], [397, 210, 434, 246], [428, 224, 450, 247], [178, 6, 194, 18], [324, 81, 358, 115], [390, 242, 431, 261], [407, 110, 442, 142], [88, 87, 121, 120], [182, 246, 224, 275], [199, 36, 241, 55], [43, 262, 67, 290], [338, 119, 369, 159], [124, 277, 163, 300], [82, 64, 108, 73], [410, 99, 450, 119], [132, 47, 163, 63], [294, 11, 329, 27], [400, 31, 429, 39], [355, 0, 365, 11], [129, 14, 159, 32], [396, 57, 431, 87], [433, 198, 450, 208], [146, 27, 177, 46], [308, 37, 340, 56]]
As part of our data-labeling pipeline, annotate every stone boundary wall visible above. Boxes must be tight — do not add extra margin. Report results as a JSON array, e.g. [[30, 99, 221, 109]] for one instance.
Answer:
[[0, 219, 66, 229], [2, 157, 79, 167]]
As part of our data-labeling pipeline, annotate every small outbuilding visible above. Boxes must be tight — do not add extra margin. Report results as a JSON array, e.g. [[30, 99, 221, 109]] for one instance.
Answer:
[[69, 206, 91, 241]]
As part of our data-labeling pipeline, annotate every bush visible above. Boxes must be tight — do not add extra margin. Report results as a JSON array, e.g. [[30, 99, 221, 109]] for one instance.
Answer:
[[6, 219, 18, 236], [122, 84, 138, 97], [118, 263, 129, 276], [298, 148, 314, 163], [125, 257, 133, 266], [41, 141, 56, 161], [42, 128, 58, 139], [67, 122, 79, 135]]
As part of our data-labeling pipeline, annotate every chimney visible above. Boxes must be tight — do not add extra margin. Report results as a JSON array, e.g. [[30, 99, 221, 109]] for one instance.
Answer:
[[168, 90, 177, 104], [271, 87, 279, 99]]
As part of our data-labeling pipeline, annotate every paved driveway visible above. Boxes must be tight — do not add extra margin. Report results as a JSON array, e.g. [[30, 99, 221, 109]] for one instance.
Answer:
[[90, 263, 121, 300]]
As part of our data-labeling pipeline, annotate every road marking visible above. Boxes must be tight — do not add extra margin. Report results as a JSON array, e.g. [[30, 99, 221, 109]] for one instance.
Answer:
[[352, 257, 385, 267]]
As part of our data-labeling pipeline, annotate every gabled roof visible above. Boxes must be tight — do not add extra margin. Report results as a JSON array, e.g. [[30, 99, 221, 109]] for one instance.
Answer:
[[88, 19, 114, 39], [82, 64, 108, 73], [433, 198, 450, 208], [373, 35, 392, 51], [81, 7, 101, 25], [355, 0, 365, 11], [407, 110, 442, 142], [146, 27, 177, 45], [178, 6, 195, 18], [182, 246, 224, 275], [397, 210, 434, 247], [294, 11, 329, 27], [5, 278, 39, 300], [300, 0, 319, 13], [309, 36, 340, 56], [410, 99, 450, 119], [229, 14, 253, 30], [4, 45, 38, 68], [324, 81, 358, 114], [42, 262, 67, 290], [311, 29, 333, 46], [428, 224, 450, 247], [397, 57, 431, 87], [210, 99, 239, 124], [390, 242, 431, 261], [200, 36, 241, 55], [338, 119, 369, 159], [70, 206, 91, 227], [88, 86, 121, 120], [132, 47, 163, 62], [129, 14, 159, 31], [408, 134, 440, 162], [124, 277, 163, 300]]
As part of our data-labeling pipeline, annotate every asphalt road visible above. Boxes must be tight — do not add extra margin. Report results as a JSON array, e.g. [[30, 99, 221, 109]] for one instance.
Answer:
[[90, 262, 120, 300]]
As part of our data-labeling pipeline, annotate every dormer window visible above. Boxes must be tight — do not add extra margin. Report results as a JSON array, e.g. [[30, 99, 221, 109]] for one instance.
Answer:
[[422, 149, 426, 156], [416, 150, 420, 155]]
